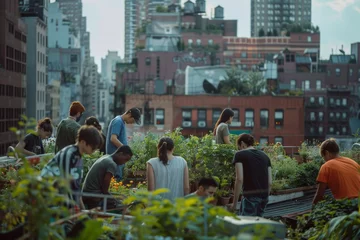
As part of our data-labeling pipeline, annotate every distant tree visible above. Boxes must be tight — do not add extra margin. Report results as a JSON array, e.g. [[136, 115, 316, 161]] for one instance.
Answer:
[[156, 5, 167, 13], [247, 71, 267, 95], [258, 28, 265, 37], [220, 68, 249, 95]]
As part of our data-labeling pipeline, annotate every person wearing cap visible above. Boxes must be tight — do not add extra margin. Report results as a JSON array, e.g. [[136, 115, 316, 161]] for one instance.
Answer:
[[106, 108, 141, 181], [85, 116, 106, 153], [55, 101, 86, 153]]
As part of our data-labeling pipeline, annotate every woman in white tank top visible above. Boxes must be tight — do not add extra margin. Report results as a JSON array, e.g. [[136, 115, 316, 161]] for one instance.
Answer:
[[146, 137, 190, 201]]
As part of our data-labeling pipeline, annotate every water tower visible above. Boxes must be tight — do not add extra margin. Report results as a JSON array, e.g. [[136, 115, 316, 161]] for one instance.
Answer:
[[214, 5, 224, 19], [195, 0, 206, 14], [184, 0, 195, 15]]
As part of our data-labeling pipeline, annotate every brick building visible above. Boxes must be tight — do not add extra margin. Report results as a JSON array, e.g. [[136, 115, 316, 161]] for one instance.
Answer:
[[125, 94, 305, 147], [275, 42, 360, 141], [0, 0, 27, 155], [224, 32, 320, 70]]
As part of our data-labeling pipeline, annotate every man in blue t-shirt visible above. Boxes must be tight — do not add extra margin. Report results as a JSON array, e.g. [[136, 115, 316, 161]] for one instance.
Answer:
[[106, 108, 141, 181]]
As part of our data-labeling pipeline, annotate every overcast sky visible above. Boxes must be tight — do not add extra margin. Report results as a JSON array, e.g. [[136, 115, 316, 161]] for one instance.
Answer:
[[81, 0, 360, 68]]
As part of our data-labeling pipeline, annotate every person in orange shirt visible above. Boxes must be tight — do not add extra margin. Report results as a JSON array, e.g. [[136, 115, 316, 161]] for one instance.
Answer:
[[313, 138, 360, 205]]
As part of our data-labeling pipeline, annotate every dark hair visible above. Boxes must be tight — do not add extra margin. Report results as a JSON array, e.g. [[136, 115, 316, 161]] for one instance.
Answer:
[[320, 138, 340, 156], [213, 108, 234, 136], [198, 177, 218, 189], [85, 116, 101, 130], [77, 125, 103, 150], [38, 118, 53, 133], [157, 137, 174, 165], [114, 145, 133, 156], [237, 133, 255, 147]]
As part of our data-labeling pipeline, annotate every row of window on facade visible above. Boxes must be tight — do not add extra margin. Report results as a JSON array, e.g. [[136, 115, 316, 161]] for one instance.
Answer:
[[8, 22, 27, 43], [0, 85, 26, 98], [182, 109, 285, 128], [259, 136, 284, 146], [308, 111, 348, 121], [307, 97, 347, 106], [308, 126, 348, 135]]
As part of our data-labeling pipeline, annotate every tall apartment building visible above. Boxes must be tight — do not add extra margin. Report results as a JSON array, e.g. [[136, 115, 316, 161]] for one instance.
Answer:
[[55, 0, 82, 39], [250, 0, 312, 37], [20, 0, 49, 120], [124, 0, 181, 63], [0, 0, 27, 155]]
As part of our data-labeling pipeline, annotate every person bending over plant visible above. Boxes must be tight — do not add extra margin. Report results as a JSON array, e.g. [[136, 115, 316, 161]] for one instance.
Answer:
[[82, 145, 133, 209], [40, 125, 103, 209], [147, 137, 190, 201], [15, 118, 53, 156], [185, 177, 218, 201], [312, 138, 360, 205]]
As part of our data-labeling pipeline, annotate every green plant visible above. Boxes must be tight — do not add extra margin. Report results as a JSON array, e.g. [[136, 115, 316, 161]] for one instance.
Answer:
[[289, 160, 323, 188]]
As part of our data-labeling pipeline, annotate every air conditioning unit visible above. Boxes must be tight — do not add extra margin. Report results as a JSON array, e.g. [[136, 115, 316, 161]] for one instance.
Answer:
[[245, 121, 253, 127], [198, 121, 206, 128], [182, 121, 191, 127]]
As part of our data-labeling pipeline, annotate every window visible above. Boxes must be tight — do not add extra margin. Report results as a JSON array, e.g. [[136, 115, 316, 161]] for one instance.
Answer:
[[303, 80, 310, 90], [336, 99, 341, 106], [274, 109, 284, 127], [245, 109, 254, 127], [70, 54, 78, 63], [342, 112, 347, 119], [319, 126, 324, 134], [144, 108, 154, 125], [336, 112, 340, 119], [329, 127, 334, 133], [196, 39, 201, 46], [231, 108, 240, 126], [156, 57, 160, 78], [208, 39, 213, 45], [319, 112, 324, 121], [155, 109, 164, 125], [307, 36, 312, 42], [342, 98, 347, 106], [145, 57, 151, 66], [318, 97, 324, 105], [342, 127, 347, 134], [329, 98, 334, 105], [349, 69, 353, 77], [335, 68, 340, 76], [259, 137, 268, 146], [212, 109, 221, 126], [316, 80, 321, 90], [290, 80, 296, 90], [310, 112, 315, 121], [188, 39, 193, 47], [310, 97, 315, 103], [274, 137, 283, 145], [197, 109, 206, 128], [260, 109, 269, 128]]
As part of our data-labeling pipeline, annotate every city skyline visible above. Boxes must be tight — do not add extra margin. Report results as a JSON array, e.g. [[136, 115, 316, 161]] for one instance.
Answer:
[[82, 0, 360, 68]]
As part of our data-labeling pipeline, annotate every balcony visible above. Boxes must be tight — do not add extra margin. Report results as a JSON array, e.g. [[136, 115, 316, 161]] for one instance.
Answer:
[[305, 102, 323, 108]]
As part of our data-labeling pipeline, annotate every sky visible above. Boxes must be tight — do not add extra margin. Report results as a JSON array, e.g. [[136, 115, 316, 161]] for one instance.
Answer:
[[82, 0, 360, 69]]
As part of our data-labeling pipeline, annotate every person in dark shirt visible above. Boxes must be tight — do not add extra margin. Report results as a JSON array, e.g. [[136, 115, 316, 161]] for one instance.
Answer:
[[41, 125, 103, 209], [15, 118, 53, 156], [82, 145, 133, 209], [85, 116, 106, 153], [55, 101, 86, 153], [231, 134, 272, 217]]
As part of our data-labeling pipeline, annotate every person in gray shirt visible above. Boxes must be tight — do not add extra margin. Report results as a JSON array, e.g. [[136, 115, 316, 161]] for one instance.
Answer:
[[82, 146, 133, 209], [214, 108, 234, 144]]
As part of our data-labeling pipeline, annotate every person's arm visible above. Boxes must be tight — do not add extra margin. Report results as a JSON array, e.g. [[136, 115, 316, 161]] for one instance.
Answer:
[[109, 121, 124, 148], [102, 172, 113, 195], [147, 163, 155, 191], [183, 164, 190, 196], [232, 162, 244, 210], [268, 167, 272, 195], [312, 182, 327, 205], [15, 140, 36, 156], [110, 134, 123, 148]]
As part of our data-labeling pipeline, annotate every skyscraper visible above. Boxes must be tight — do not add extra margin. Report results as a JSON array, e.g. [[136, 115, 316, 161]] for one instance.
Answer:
[[250, 0, 312, 37]]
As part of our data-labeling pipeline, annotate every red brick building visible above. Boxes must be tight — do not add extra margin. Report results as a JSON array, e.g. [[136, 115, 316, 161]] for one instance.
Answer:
[[0, 0, 27, 155], [275, 42, 360, 141], [125, 94, 304, 147], [224, 32, 320, 70]]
